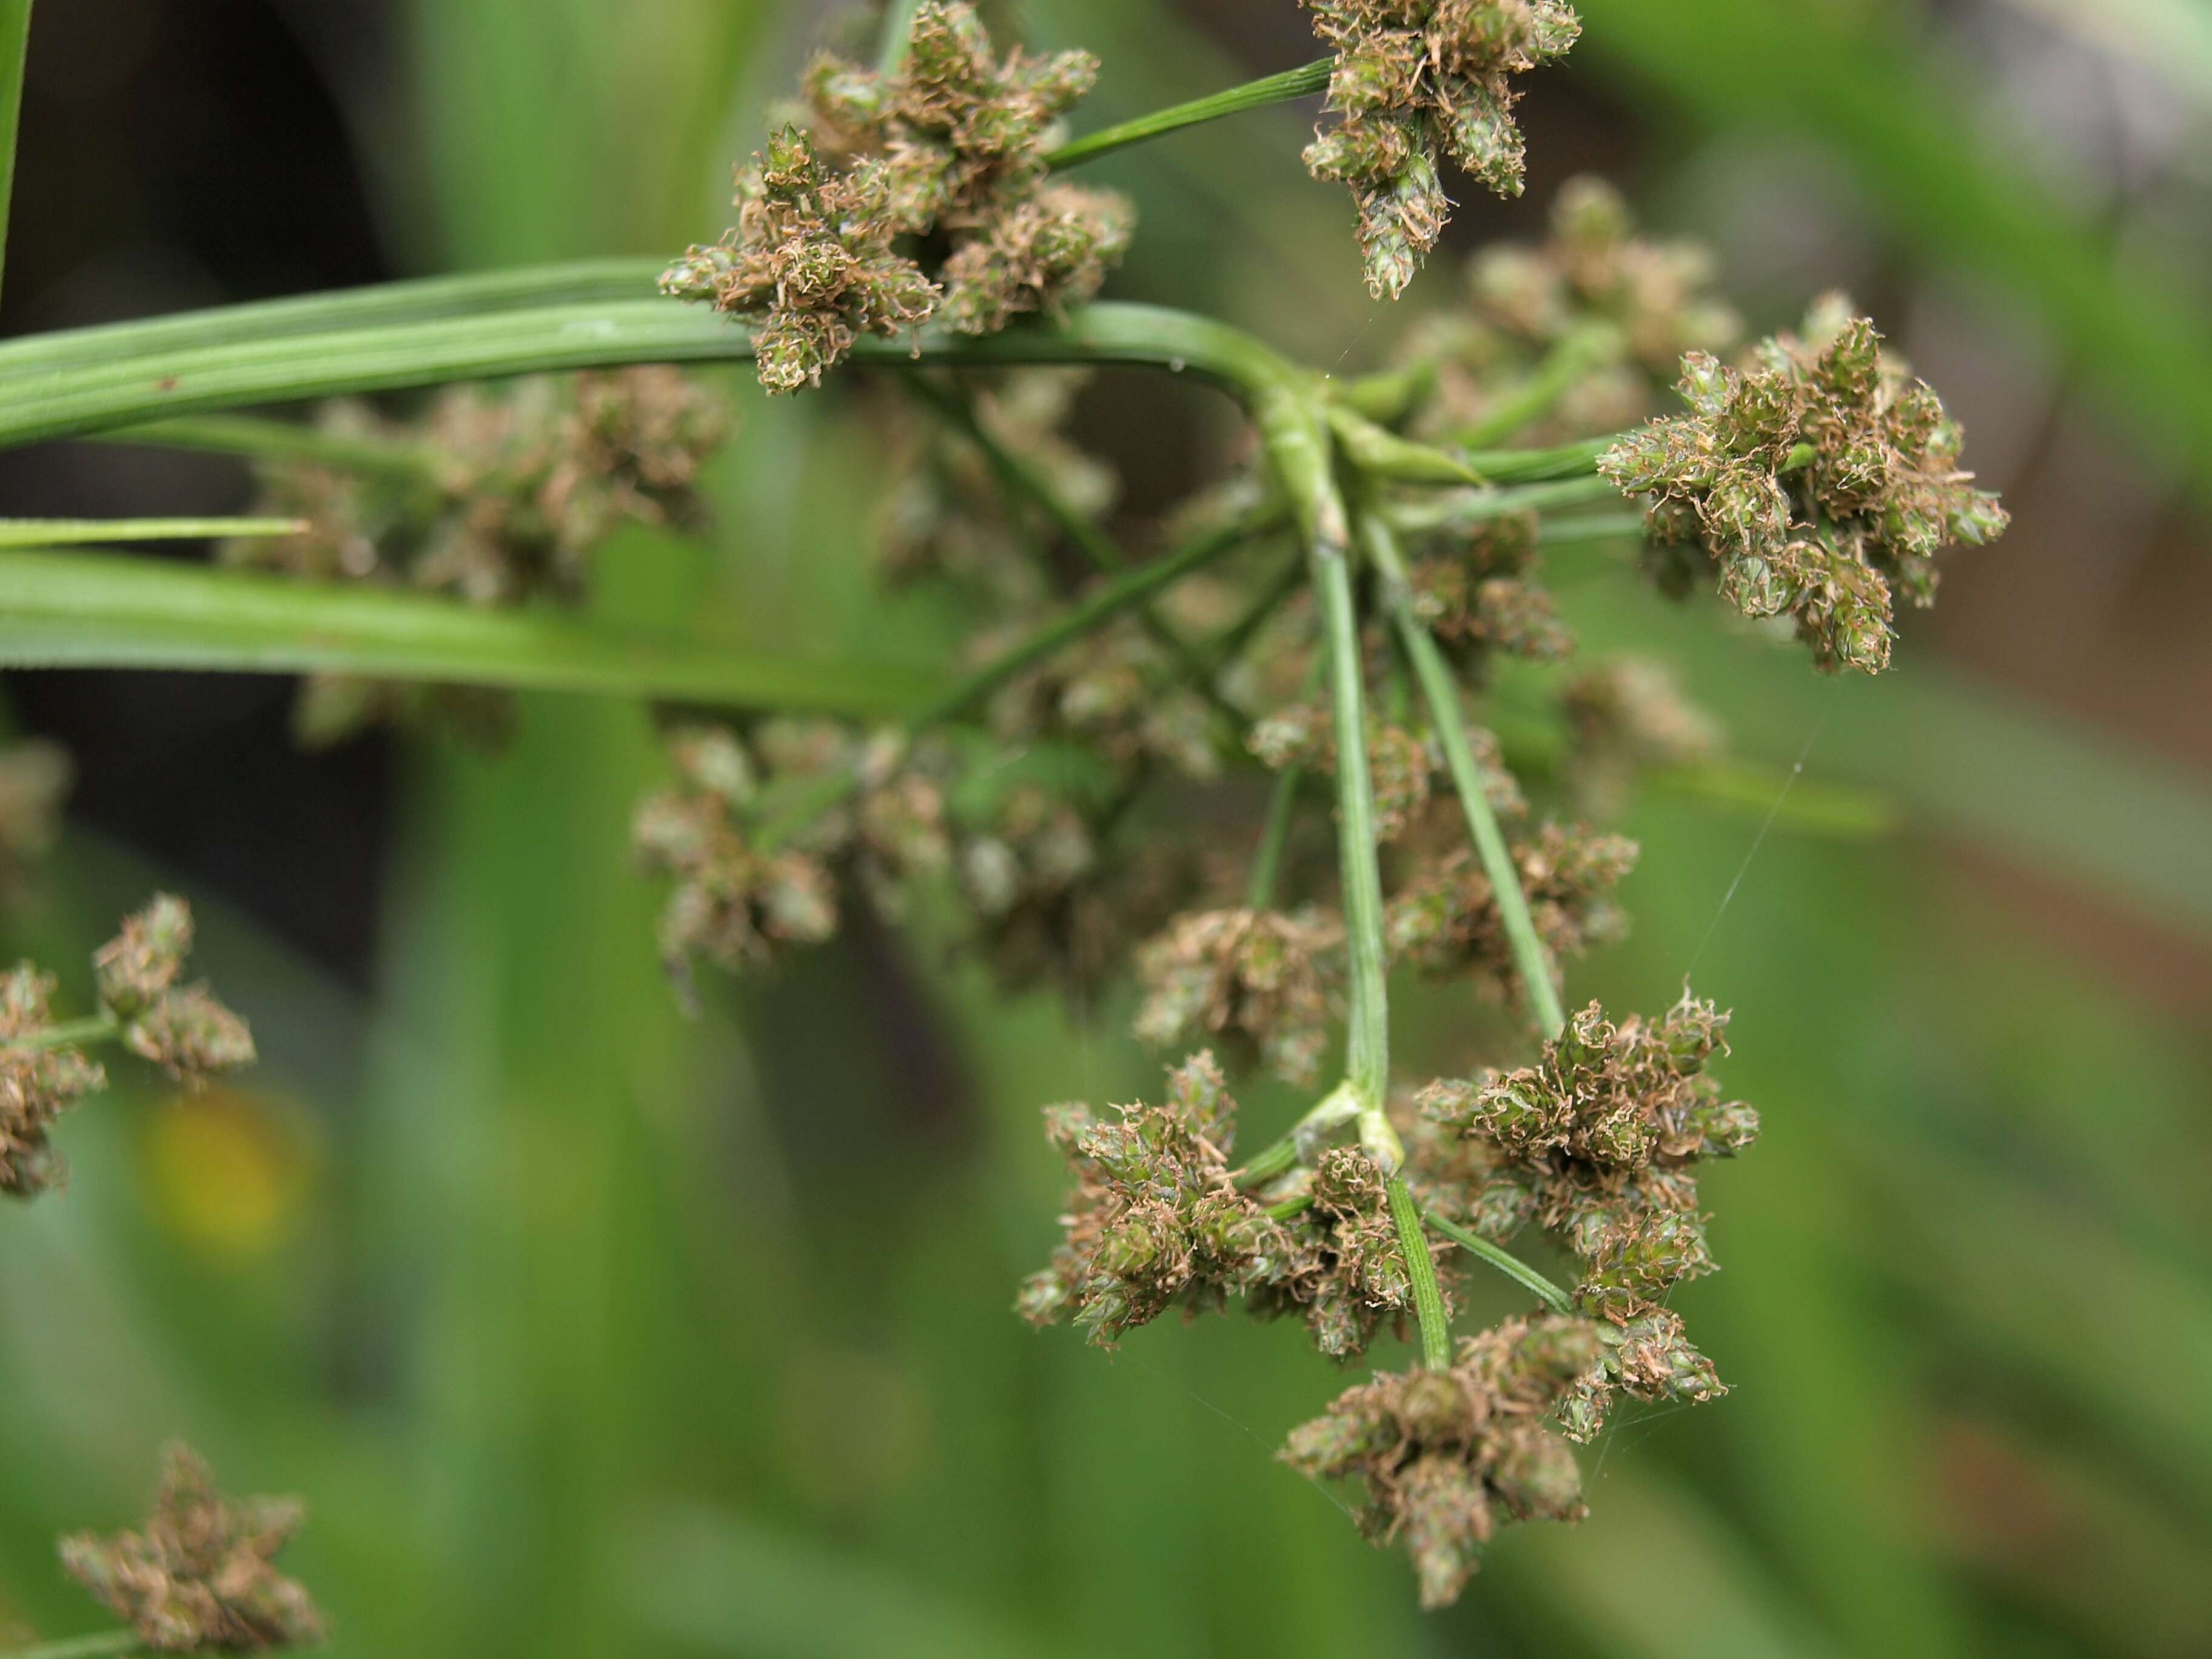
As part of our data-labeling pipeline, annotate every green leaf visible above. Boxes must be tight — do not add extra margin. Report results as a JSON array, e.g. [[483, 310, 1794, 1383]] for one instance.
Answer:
[[0, 0, 28, 312], [0, 517, 304, 548], [0, 548, 943, 717]]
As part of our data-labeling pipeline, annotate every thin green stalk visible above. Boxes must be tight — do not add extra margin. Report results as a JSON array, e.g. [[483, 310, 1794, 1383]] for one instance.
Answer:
[[1456, 434, 1619, 484], [1264, 1193, 1315, 1222], [0, 298, 1316, 452], [1, 1011, 118, 1052], [0, 0, 30, 312], [1382, 473, 1621, 536], [908, 509, 1264, 727], [1387, 1175, 1453, 1370], [0, 258, 665, 383], [1358, 506, 1567, 1036], [877, 0, 924, 72], [1456, 324, 1623, 450], [1044, 58, 1333, 172], [0, 1631, 140, 1659], [0, 518, 304, 549], [1540, 511, 1648, 547], [105, 414, 442, 483], [1234, 1135, 1301, 1187], [1423, 1208, 1573, 1315], [0, 549, 941, 717], [1245, 763, 1302, 911]]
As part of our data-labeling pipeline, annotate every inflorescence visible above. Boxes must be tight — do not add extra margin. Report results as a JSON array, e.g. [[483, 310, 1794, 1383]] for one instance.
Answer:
[[59, 1444, 327, 1653], [2, 896, 255, 1200], [1302, 0, 1582, 299], [1602, 298, 2011, 673], [663, 2, 1132, 391]]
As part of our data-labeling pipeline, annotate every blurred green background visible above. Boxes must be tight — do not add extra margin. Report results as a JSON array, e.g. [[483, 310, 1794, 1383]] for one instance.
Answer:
[[3, 1, 2211, 1655]]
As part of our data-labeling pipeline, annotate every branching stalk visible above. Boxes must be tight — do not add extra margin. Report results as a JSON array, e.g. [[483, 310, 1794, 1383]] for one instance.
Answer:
[[0, 518, 306, 549], [1045, 59, 1334, 172], [1357, 505, 1567, 1036], [1455, 324, 1624, 450], [105, 414, 443, 483], [0, 1011, 119, 1053], [1245, 764, 1303, 912], [1421, 1208, 1573, 1315], [0, 1631, 141, 1659], [1387, 1175, 1453, 1370]]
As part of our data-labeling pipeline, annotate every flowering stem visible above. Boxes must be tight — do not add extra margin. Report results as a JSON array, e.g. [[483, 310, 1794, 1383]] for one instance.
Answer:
[[1245, 765, 1303, 911], [0, 518, 307, 549], [1, 1011, 120, 1052], [1382, 472, 1621, 536], [0, 1631, 140, 1659], [1387, 1175, 1453, 1370], [877, 0, 925, 72], [1421, 1208, 1574, 1315], [1044, 59, 1335, 172], [1356, 506, 1568, 1037], [104, 414, 444, 483], [1454, 324, 1623, 450]]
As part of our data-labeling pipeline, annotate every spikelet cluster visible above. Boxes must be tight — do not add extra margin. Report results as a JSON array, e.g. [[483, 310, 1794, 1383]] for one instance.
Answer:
[[665, 3, 1131, 391], [94, 896, 256, 1085], [1132, 907, 1344, 1087], [59, 1444, 326, 1652], [0, 966, 105, 1199], [1403, 511, 1574, 665], [1018, 1056, 1443, 1360], [231, 369, 734, 745], [1282, 1316, 1598, 1606], [1418, 994, 1755, 1437], [1302, 0, 1581, 299], [633, 722, 949, 992], [1601, 298, 2009, 672]]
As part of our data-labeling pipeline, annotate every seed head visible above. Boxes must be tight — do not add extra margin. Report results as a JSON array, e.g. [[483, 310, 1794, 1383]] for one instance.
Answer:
[[1282, 1315, 1599, 1606], [94, 898, 256, 1088], [1601, 300, 2008, 672], [59, 1444, 327, 1652], [1301, 1, 1581, 298], [1132, 908, 1344, 1087], [0, 965, 106, 1200]]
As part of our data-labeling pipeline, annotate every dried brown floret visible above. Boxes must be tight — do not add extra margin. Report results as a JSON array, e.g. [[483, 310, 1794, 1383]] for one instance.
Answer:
[[95, 898, 256, 1089], [1282, 1315, 1599, 1606], [1302, 1, 1581, 298], [1405, 511, 1574, 664], [1016, 1053, 1303, 1345], [668, 4, 1132, 389], [230, 370, 735, 745], [0, 965, 106, 1199], [634, 722, 950, 990], [1418, 993, 1755, 1435], [1249, 706, 1517, 842], [1601, 298, 2009, 673], [1384, 822, 1635, 1000], [59, 1444, 327, 1652], [984, 618, 1219, 782], [1253, 1145, 1451, 1360], [1132, 907, 1344, 1087]]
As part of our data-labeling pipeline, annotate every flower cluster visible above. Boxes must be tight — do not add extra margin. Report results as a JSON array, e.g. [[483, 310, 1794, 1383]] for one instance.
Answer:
[[1282, 1316, 1598, 1607], [1392, 175, 1742, 448], [59, 1444, 326, 1653], [1402, 510, 1574, 665], [1385, 821, 1637, 1002], [981, 615, 1221, 783], [1301, 0, 1582, 299], [665, 2, 1131, 391], [633, 722, 949, 993], [1017, 1055, 1443, 1360], [1601, 298, 2010, 672], [1132, 907, 1343, 1087], [1418, 994, 1756, 1436], [233, 368, 734, 743], [2, 896, 255, 1201]]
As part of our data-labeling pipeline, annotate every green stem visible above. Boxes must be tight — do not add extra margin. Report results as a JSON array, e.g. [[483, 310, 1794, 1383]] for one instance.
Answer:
[[1358, 506, 1567, 1037], [1, 1632, 142, 1659], [1245, 764, 1302, 911], [0, 518, 304, 549], [1264, 1193, 1315, 1222], [1422, 1208, 1573, 1315], [1233, 1135, 1300, 1187], [1387, 1175, 1453, 1370], [104, 414, 442, 483], [1382, 473, 1621, 536], [908, 509, 1264, 728], [1456, 325, 1623, 450], [0, 258, 664, 384], [0, 549, 940, 717], [1456, 434, 1620, 484], [1044, 58, 1333, 172], [2, 1011, 119, 1053], [1, 0, 30, 313], [877, 0, 924, 72]]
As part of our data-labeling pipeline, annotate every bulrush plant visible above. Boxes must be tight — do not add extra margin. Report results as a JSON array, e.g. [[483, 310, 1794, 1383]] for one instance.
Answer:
[[0, 0, 2011, 1626]]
